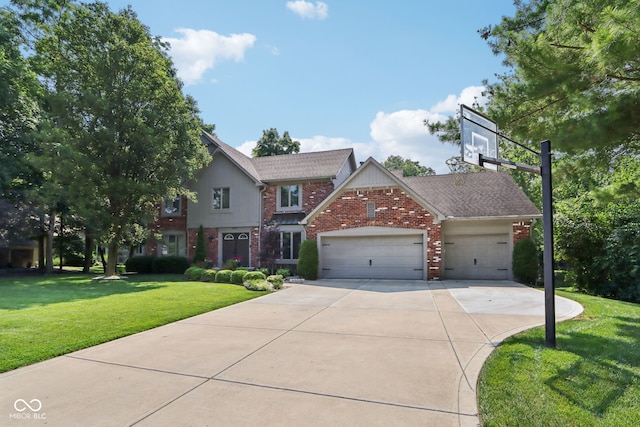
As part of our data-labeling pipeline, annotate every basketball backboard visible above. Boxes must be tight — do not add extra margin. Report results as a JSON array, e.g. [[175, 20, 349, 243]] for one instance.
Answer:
[[460, 104, 498, 170]]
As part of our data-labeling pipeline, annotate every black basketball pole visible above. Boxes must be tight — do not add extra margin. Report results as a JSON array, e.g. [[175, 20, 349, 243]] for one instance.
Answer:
[[541, 140, 556, 348]]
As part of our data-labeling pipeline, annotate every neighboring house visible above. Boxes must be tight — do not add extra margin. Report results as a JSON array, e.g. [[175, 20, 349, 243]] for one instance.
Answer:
[[0, 240, 38, 268], [147, 132, 540, 280]]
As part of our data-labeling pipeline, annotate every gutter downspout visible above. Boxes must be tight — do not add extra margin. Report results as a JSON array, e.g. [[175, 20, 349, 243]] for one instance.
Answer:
[[257, 185, 266, 268]]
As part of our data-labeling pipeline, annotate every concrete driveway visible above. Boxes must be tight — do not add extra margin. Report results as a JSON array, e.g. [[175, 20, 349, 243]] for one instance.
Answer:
[[1, 280, 582, 426]]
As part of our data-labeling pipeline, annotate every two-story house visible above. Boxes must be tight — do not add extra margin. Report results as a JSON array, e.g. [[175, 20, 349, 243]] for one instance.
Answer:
[[147, 131, 541, 280], [145, 131, 357, 270]]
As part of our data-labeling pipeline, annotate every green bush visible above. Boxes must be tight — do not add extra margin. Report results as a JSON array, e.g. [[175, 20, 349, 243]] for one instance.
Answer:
[[243, 271, 266, 282], [221, 258, 240, 270], [276, 268, 291, 278], [231, 269, 249, 285], [125, 256, 155, 273], [152, 256, 190, 274], [512, 238, 539, 286], [267, 275, 284, 290], [297, 240, 318, 280], [215, 269, 233, 283], [244, 279, 272, 291], [185, 266, 206, 280], [200, 270, 218, 282], [257, 268, 270, 276]]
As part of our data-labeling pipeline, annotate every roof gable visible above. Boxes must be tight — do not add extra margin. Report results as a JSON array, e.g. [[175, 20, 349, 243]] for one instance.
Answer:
[[202, 131, 261, 184], [302, 157, 446, 224]]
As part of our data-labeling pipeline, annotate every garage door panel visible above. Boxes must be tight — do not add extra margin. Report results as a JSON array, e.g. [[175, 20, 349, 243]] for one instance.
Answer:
[[321, 235, 423, 280], [444, 234, 509, 280]]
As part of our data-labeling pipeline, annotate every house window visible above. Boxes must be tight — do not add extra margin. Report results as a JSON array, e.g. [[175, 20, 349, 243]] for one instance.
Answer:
[[163, 196, 181, 216], [161, 233, 185, 256], [279, 185, 300, 209], [367, 202, 375, 219], [212, 188, 230, 210], [281, 231, 302, 260]]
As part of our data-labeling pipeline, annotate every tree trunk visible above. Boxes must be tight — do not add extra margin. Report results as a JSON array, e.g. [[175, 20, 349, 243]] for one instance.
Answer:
[[83, 231, 94, 273], [97, 246, 107, 273], [45, 210, 55, 274], [105, 242, 119, 277], [38, 234, 45, 271]]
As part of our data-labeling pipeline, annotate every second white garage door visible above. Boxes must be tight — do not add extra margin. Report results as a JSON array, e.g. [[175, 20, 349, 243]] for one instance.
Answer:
[[443, 234, 510, 280], [320, 235, 424, 280]]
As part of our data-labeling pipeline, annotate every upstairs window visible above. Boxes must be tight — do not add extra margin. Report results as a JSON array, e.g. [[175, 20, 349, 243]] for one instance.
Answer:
[[279, 185, 300, 209], [162, 196, 181, 216], [212, 188, 230, 210]]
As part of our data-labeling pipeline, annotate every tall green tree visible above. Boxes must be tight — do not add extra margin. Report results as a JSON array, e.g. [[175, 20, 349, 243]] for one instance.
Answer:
[[252, 128, 300, 157], [23, 1, 210, 276], [480, 0, 640, 155], [383, 155, 435, 176], [0, 8, 42, 246]]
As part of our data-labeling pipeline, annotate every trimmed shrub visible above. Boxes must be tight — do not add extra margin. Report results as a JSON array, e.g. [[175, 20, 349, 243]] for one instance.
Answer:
[[200, 269, 218, 282], [297, 240, 318, 280], [243, 271, 266, 282], [184, 266, 205, 280], [221, 258, 240, 270], [257, 268, 270, 276], [215, 269, 233, 283], [275, 268, 291, 278], [125, 256, 155, 273], [152, 256, 190, 274], [512, 238, 539, 286], [267, 275, 284, 290], [231, 269, 249, 285], [244, 279, 272, 291]]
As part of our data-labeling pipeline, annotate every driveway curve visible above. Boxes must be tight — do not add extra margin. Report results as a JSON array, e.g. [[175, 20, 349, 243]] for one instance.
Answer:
[[0, 280, 582, 426]]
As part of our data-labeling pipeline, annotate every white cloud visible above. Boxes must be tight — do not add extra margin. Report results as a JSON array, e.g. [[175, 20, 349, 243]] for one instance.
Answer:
[[430, 85, 487, 113], [163, 28, 256, 86], [234, 86, 482, 174], [286, 1, 329, 20]]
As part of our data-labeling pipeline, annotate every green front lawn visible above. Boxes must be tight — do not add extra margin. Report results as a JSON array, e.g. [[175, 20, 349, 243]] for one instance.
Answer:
[[478, 290, 640, 426], [0, 274, 263, 373]]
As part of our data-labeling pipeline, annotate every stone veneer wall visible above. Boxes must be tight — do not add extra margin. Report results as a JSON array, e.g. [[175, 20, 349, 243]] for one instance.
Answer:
[[304, 187, 443, 279]]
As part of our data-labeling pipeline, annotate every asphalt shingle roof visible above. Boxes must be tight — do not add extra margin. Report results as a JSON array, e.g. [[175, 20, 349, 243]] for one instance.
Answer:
[[402, 171, 541, 218], [202, 132, 354, 183], [252, 149, 354, 182]]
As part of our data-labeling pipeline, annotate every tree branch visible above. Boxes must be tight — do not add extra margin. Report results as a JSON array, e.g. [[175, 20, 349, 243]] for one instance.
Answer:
[[550, 43, 585, 50]]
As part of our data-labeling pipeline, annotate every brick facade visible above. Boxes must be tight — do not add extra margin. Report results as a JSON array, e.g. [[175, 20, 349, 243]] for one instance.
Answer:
[[146, 196, 188, 256], [512, 221, 534, 245], [262, 181, 334, 225], [304, 187, 443, 279]]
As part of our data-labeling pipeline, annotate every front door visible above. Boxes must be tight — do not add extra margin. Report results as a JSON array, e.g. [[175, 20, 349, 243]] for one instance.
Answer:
[[222, 233, 250, 267]]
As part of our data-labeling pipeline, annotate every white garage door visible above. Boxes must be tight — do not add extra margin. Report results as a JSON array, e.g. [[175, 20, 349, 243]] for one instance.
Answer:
[[444, 234, 510, 280], [320, 235, 423, 280]]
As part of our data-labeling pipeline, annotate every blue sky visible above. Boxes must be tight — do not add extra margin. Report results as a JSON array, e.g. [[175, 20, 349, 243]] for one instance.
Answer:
[[33, 1, 518, 173]]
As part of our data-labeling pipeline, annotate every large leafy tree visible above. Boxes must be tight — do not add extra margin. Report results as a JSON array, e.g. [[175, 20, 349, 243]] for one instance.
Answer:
[[252, 128, 300, 157], [383, 155, 435, 176], [0, 8, 42, 246], [20, 1, 210, 276]]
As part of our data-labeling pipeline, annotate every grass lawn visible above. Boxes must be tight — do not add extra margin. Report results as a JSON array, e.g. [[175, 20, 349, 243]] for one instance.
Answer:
[[0, 273, 263, 373], [478, 289, 640, 426]]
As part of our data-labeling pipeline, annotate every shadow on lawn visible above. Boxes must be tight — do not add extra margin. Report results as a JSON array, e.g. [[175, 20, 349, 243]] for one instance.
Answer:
[[545, 315, 640, 418], [0, 275, 163, 310]]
